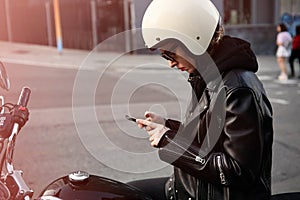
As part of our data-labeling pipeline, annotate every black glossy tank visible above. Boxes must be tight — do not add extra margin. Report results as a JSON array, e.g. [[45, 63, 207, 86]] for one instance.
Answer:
[[38, 171, 153, 200]]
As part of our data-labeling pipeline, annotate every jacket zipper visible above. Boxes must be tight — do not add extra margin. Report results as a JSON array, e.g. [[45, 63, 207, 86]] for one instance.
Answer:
[[165, 135, 206, 164], [217, 155, 230, 200], [216, 155, 228, 185]]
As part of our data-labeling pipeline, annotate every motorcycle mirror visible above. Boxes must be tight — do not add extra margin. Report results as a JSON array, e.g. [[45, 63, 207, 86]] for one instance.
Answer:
[[0, 61, 10, 91]]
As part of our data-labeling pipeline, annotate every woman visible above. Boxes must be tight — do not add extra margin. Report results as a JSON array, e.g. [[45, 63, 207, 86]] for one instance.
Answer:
[[289, 25, 300, 77], [129, 0, 274, 200], [276, 23, 292, 80]]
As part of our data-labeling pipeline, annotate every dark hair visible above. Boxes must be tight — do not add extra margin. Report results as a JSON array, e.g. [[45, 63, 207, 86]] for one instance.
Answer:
[[278, 23, 288, 32], [207, 23, 225, 55], [296, 25, 300, 35]]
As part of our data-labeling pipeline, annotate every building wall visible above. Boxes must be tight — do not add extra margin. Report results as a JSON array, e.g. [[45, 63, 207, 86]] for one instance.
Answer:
[[225, 24, 277, 55], [0, 0, 127, 51], [211, 0, 276, 55], [252, 0, 275, 24], [0, 0, 8, 41], [0, 0, 283, 55], [0, 0, 48, 45]]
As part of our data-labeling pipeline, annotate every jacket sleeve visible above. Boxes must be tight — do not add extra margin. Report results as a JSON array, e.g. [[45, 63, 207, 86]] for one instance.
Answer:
[[157, 119, 182, 147], [165, 119, 181, 131], [158, 88, 265, 188]]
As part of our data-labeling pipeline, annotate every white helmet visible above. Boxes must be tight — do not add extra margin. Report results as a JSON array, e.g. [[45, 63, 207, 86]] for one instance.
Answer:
[[142, 0, 220, 55]]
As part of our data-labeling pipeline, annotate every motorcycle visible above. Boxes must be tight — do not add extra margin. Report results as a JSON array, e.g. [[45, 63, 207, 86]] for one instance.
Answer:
[[0, 61, 299, 200], [0, 61, 152, 200]]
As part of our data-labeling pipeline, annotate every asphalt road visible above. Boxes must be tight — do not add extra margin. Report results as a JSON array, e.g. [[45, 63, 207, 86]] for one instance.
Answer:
[[4, 61, 181, 198], [1, 57, 300, 198]]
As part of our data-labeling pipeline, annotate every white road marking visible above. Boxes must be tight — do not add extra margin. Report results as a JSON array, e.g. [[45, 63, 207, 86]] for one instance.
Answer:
[[258, 75, 274, 81], [274, 79, 298, 84], [269, 98, 289, 105], [1, 57, 80, 69]]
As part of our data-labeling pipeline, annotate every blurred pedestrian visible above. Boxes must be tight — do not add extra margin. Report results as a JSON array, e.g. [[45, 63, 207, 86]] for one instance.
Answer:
[[276, 23, 292, 80], [289, 25, 300, 77]]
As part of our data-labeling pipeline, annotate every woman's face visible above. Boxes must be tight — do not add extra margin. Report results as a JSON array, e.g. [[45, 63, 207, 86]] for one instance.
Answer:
[[160, 48, 196, 74], [277, 25, 281, 32]]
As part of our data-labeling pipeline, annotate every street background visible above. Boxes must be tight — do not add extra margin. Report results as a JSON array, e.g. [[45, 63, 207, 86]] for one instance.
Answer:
[[0, 41, 299, 198]]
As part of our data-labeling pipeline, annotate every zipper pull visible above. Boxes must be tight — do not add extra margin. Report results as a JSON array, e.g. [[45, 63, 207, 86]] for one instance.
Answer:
[[195, 156, 205, 164], [217, 155, 228, 185]]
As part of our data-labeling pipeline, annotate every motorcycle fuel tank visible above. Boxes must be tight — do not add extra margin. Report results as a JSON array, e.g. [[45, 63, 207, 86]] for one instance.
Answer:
[[38, 171, 153, 200]]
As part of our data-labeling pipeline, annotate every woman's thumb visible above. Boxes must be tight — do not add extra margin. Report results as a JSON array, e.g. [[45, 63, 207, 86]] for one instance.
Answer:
[[144, 111, 153, 118]]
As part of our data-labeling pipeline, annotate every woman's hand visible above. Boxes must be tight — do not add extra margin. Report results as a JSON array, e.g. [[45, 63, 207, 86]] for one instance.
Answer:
[[137, 111, 165, 129], [145, 111, 166, 124], [136, 119, 169, 147]]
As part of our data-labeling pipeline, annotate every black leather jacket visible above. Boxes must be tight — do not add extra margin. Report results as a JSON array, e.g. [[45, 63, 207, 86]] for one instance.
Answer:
[[157, 36, 274, 200]]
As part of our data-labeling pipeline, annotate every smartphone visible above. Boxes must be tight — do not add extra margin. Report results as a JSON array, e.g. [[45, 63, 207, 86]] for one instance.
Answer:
[[125, 114, 137, 122]]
